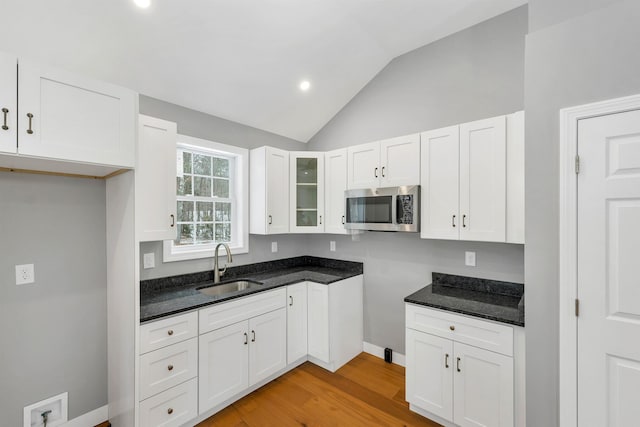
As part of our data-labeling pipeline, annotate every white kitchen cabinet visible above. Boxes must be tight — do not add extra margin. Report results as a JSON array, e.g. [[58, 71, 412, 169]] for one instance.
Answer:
[[324, 148, 348, 235], [139, 378, 198, 427], [347, 135, 420, 189], [248, 308, 287, 385], [286, 282, 308, 364], [307, 275, 363, 372], [137, 115, 178, 242], [139, 338, 198, 400], [289, 152, 325, 233], [421, 113, 523, 244], [406, 304, 518, 427], [250, 146, 289, 234], [0, 52, 17, 154]]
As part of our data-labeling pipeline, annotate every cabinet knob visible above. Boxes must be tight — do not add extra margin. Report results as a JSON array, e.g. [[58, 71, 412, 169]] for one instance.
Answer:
[[167, 364, 174, 371], [167, 330, 174, 336], [167, 408, 174, 415], [449, 325, 455, 331]]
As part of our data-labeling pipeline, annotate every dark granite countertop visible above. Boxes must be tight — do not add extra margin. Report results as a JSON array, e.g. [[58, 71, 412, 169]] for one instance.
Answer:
[[404, 272, 525, 327], [140, 256, 363, 323]]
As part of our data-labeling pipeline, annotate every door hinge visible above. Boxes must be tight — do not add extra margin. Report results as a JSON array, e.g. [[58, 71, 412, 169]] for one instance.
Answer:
[[575, 299, 580, 317], [575, 155, 580, 174]]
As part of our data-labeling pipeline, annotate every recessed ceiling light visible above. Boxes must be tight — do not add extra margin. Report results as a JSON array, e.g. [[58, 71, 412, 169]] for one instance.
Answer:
[[134, 0, 151, 9], [299, 80, 311, 92]]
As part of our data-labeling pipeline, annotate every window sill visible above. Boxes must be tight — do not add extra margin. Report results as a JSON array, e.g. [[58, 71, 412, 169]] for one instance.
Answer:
[[162, 240, 249, 263]]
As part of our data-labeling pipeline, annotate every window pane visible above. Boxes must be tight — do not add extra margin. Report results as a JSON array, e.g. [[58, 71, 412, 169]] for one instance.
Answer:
[[197, 201, 214, 222], [215, 223, 231, 242], [177, 175, 193, 196], [176, 224, 194, 245], [213, 179, 229, 198], [177, 201, 194, 222], [183, 151, 192, 174], [194, 176, 212, 197], [215, 203, 232, 222], [196, 224, 214, 243], [213, 157, 229, 178], [193, 154, 212, 176]]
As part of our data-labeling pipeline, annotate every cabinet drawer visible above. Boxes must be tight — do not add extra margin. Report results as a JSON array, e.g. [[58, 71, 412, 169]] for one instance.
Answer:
[[140, 338, 198, 400], [139, 378, 198, 427], [199, 288, 286, 334], [140, 311, 198, 354], [406, 304, 513, 356]]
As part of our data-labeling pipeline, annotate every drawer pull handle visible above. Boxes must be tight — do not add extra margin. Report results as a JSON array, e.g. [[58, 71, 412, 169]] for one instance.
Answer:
[[2, 108, 8, 130], [170, 214, 175, 227], [167, 364, 174, 371], [456, 357, 461, 372], [244, 332, 248, 345], [251, 330, 256, 342], [26, 113, 34, 134], [268, 215, 273, 225], [462, 214, 467, 228], [449, 325, 455, 331], [445, 353, 449, 368], [289, 296, 293, 307], [452, 215, 456, 228], [319, 215, 322, 225], [382, 166, 385, 177], [167, 408, 173, 415], [167, 330, 174, 336], [342, 215, 345, 225]]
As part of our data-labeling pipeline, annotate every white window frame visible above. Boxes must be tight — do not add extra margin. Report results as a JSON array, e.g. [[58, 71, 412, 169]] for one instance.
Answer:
[[163, 134, 249, 262]]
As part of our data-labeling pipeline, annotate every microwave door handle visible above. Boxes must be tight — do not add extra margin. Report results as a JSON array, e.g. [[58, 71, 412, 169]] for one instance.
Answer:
[[392, 195, 398, 228]]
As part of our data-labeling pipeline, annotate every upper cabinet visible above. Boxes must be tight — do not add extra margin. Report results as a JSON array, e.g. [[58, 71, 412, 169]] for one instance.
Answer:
[[137, 115, 178, 242], [0, 53, 137, 175], [289, 152, 325, 233], [250, 146, 289, 234], [324, 148, 348, 235], [347, 134, 420, 189], [420, 112, 524, 244]]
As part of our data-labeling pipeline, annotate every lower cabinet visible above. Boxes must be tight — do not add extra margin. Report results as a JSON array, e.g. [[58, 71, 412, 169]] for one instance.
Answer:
[[406, 304, 517, 427], [286, 282, 308, 363], [139, 379, 198, 427]]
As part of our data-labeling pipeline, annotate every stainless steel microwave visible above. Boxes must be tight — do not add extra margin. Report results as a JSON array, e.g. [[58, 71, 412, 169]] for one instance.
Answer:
[[344, 186, 420, 232]]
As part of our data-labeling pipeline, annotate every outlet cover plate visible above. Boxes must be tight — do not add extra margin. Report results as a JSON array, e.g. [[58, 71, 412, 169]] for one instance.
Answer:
[[15, 264, 35, 285], [143, 253, 155, 269], [465, 251, 476, 267], [330, 241, 336, 252], [271, 242, 278, 253]]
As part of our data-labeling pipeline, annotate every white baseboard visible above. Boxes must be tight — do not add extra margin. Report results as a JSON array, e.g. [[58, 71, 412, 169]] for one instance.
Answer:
[[362, 341, 405, 367], [65, 405, 108, 427]]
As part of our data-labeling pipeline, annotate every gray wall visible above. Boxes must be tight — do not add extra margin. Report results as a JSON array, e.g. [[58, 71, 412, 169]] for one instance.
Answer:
[[528, 0, 618, 31], [524, 1, 640, 425], [305, 6, 527, 353], [0, 172, 107, 427], [138, 96, 311, 281]]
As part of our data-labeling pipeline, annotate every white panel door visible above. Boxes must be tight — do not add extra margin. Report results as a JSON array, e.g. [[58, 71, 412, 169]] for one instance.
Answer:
[[290, 152, 325, 233], [18, 59, 136, 167], [324, 148, 348, 234], [198, 321, 248, 414], [0, 52, 17, 153], [266, 147, 289, 234], [307, 282, 330, 363], [137, 115, 177, 242], [380, 134, 421, 187], [287, 282, 308, 364], [459, 116, 506, 242], [405, 329, 453, 421], [453, 342, 514, 427], [577, 110, 640, 426], [420, 125, 460, 240], [347, 141, 380, 189], [249, 308, 287, 386]]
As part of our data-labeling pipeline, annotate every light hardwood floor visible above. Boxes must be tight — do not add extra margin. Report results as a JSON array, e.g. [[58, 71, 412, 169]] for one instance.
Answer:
[[197, 352, 441, 427]]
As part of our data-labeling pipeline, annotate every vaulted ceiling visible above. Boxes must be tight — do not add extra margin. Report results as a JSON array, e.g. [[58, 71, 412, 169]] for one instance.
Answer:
[[1, 0, 526, 142]]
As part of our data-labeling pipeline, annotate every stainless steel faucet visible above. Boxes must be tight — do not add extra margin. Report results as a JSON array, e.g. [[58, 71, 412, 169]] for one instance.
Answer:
[[213, 243, 232, 283]]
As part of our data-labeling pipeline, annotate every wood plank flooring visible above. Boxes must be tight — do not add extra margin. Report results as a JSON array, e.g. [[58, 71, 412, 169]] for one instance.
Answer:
[[197, 352, 441, 427]]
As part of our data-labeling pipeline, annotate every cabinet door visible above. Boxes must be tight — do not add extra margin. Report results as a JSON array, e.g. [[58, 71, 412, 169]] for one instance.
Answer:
[[420, 126, 460, 240], [380, 134, 420, 187], [198, 321, 249, 414], [459, 116, 506, 242], [307, 282, 330, 363], [137, 115, 177, 242], [0, 52, 17, 154], [290, 152, 324, 233], [406, 329, 454, 421], [286, 282, 308, 364], [324, 148, 348, 234], [18, 59, 136, 167], [266, 147, 289, 234], [249, 308, 287, 386], [347, 142, 380, 189], [453, 342, 514, 427]]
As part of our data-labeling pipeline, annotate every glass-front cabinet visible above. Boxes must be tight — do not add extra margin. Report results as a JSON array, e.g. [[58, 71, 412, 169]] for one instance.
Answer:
[[289, 152, 324, 233]]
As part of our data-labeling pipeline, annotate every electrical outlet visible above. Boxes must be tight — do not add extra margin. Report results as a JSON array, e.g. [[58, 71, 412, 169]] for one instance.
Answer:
[[143, 253, 155, 269], [330, 241, 336, 252], [15, 263, 35, 285], [465, 251, 476, 267], [271, 242, 278, 253]]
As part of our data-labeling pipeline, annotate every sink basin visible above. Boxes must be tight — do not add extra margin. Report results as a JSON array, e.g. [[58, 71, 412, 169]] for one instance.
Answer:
[[197, 280, 263, 297]]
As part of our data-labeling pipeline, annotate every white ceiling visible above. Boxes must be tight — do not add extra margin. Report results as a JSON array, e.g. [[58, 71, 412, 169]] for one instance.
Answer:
[[1, 0, 526, 142]]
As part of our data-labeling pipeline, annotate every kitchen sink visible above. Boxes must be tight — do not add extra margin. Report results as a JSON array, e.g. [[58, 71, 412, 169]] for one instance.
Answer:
[[197, 280, 263, 297]]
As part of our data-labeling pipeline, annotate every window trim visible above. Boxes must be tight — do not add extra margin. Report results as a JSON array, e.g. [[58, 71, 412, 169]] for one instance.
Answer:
[[163, 134, 249, 262]]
